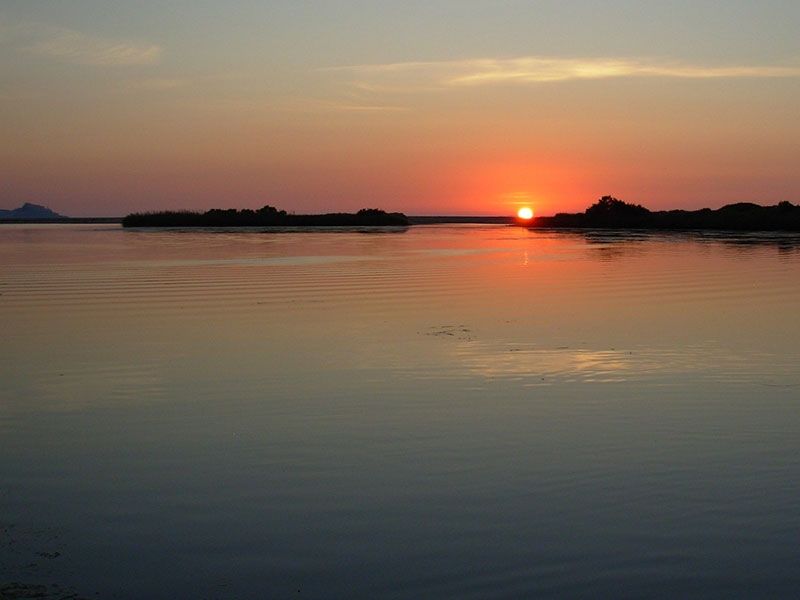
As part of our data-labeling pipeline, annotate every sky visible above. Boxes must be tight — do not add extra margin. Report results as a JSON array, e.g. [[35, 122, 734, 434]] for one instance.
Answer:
[[1, 0, 800, 216]]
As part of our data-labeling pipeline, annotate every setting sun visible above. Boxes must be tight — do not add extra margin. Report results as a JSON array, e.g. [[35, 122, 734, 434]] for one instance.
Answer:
[[517, 207, 534, 220]]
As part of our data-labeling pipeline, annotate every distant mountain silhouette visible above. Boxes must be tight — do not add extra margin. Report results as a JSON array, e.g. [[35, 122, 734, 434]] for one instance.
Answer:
[[0, 202, 64, 220], [122, 206, 410, 227], [528, 196, 800, 231]]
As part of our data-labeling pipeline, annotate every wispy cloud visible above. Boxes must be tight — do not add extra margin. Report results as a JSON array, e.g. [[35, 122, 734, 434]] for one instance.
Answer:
[[317, 101, 408, 112], [27, 29, 161, 66], [0, 19, 160, 66], [282, 98, 410, 113], [325, 103, 409, 112], [328, 56, 800, 88], [122, 78, 191, 91]]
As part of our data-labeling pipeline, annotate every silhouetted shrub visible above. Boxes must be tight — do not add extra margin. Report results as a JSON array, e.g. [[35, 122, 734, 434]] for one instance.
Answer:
[[122, 206, 409, 227], [585, 196, 650, 218], [531, 196, 800, 231]]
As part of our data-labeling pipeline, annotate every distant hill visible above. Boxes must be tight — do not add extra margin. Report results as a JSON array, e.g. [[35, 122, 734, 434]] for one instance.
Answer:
[[0, 202, 64, 220]]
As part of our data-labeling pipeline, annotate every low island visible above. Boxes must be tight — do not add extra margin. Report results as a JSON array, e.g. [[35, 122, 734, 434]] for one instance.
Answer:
[[122, 206, 410, 228], [526, 196, 800, 231]]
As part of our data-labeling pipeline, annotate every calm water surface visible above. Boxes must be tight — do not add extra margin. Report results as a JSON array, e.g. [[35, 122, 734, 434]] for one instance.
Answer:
[[2, 224, 800, 598]]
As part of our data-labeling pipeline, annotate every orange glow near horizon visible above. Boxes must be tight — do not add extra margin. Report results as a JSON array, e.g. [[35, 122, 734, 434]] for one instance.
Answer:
[[1, 3, 799, 218]]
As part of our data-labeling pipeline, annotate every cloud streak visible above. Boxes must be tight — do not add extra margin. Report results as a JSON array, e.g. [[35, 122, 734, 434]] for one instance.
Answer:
[[1, 19, 161, 66], [329, 56, 800, 88]]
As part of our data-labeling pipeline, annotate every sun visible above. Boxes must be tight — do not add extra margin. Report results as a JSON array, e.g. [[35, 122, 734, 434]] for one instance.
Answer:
[[517, 207, 534, 220]]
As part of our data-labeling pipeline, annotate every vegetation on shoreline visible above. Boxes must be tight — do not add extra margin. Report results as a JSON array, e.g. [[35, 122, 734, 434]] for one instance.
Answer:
[[116, 198, 800, 231], [530, 196, 800, 231], [122, 206, 410, 228]]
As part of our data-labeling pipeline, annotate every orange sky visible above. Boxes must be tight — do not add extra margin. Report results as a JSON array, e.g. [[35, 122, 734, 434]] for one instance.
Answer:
[[2, 2, 800, 216]]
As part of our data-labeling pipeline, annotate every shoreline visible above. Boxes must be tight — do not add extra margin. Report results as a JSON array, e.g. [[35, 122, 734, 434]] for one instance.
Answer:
[[0, 216, 516, 226], [0, 217, 122, 224]]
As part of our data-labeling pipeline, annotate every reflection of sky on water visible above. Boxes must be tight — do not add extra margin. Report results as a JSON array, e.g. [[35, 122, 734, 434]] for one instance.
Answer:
[[452, 342, 793, 386], [2, 224, 800, 598]]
